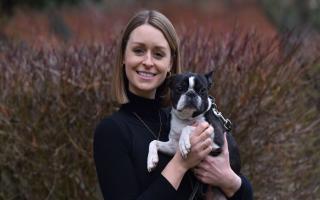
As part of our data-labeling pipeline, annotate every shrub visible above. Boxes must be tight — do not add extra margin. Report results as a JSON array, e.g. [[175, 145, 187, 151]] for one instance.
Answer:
[[0, 29, 319, 199]]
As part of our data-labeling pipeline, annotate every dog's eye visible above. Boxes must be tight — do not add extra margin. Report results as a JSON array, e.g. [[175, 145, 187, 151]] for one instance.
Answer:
[[176, 86, 184, 92], [199, 88, 207, 95]]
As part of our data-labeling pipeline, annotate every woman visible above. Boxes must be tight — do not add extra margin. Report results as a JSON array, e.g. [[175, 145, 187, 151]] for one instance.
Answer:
[[94, 10, 253, 200]]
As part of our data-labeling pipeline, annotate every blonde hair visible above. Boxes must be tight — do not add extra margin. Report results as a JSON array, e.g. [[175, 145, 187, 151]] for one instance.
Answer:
[[112, 10, 181, 105]]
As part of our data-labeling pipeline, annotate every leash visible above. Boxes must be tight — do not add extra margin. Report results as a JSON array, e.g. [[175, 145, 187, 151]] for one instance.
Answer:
[[208, 96, 232, 132]]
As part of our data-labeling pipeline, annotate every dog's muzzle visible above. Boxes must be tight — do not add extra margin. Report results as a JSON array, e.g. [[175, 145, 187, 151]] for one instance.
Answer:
[[184, 91, 201, 109]]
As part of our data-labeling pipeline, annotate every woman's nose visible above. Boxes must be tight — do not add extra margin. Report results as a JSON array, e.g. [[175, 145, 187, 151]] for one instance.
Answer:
[[142, 51, 154, 67]]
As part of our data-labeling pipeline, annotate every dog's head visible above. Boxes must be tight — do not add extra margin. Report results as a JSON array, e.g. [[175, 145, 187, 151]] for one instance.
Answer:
[[168, 71, 213, 119]]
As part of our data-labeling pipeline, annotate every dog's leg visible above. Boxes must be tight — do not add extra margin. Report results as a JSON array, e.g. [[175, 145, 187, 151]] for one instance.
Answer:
[[147, 140, 159, 172], [210, 129, 220, 151], [157, 139, 178, 155], [147, 139, 178, 172], [179, 126, 195, 158]]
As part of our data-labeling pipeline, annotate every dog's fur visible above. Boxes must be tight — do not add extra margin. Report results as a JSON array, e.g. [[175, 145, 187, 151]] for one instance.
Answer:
[[147, 71, 241, 199]]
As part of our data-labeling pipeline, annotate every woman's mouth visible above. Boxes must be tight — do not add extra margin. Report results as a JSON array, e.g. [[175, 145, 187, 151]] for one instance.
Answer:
[[136, 71, 156, 79]]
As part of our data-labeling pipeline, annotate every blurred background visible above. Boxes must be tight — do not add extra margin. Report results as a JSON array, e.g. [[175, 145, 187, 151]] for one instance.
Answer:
[[0, 0, 319, 199], [0, 0, 319, 45]]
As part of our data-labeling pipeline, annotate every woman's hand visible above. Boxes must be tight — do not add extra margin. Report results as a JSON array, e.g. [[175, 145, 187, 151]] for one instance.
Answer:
[[161, 122, 213, 190], [193, 132, 242, 197], [176, 122, 214, 170]]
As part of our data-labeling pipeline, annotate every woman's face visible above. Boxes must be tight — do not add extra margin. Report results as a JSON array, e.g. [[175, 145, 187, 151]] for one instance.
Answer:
[[124, 24, 172, 99]]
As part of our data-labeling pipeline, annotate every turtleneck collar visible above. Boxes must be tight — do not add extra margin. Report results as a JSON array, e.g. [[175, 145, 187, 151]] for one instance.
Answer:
[[120, 90, 161, 119]]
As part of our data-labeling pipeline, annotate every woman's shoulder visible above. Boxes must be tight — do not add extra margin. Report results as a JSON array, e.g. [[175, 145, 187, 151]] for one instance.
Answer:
[[161, 106, 172, 118], [97, 110, 127, 126], [93, 111, 133, 161], [94, 110, 132, 141]]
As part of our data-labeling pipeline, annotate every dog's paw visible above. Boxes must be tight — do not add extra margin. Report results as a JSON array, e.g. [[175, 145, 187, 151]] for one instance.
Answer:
[[212, 141, 220, 150], [147, 152, 159, 172], [210, 128, 222, 152], [147, 140, 159, 172], [179, 134, 191, 158]]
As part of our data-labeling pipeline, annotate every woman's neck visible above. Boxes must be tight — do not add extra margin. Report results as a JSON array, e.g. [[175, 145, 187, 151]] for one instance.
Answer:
[[128, 86, 156, 99], [121, 90, 161, 122]]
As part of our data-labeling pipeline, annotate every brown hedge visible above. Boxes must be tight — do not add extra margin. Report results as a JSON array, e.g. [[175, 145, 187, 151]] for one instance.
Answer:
[[0, 30, 319, 199]]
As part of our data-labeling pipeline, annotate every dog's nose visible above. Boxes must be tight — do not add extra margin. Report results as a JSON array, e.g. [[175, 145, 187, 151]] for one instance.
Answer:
[[186, 91, 196, 98]]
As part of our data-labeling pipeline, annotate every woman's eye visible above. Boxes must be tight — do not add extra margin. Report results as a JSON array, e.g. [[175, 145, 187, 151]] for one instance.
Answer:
[[133, 48, 144, 55], [154, 52, 164, 59]]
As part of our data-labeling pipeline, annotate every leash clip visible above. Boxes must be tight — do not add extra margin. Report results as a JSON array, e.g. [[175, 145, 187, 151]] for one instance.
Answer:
[[209, 96, 232, 132]]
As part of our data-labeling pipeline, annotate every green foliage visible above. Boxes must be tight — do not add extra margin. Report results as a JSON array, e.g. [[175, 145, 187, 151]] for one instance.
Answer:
[[260, 0, 320, 31], [0, 29, 319, 199]]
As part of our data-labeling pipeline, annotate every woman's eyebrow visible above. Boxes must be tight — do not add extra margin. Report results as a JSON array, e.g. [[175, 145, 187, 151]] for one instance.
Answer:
[[131, 42, 145, 46], [154, 46, 167, 51], [131, 42, 167, 50]]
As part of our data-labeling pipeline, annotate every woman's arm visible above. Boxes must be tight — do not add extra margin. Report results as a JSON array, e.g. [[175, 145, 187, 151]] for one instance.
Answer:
[[193, 133, 253, 199], [94, 118, 214, 199], [228, 175, 253, 200], [162, 122, 214, 189], [94, 118, 177, 200]]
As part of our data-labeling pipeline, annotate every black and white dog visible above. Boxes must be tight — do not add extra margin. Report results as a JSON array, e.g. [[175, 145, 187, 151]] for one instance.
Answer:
[[147, 71, 241, 199]]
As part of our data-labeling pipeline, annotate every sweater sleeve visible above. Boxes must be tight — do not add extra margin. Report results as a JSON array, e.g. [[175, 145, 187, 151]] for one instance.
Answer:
[[228, 175, 253, 200], [93, 117, 178, 200]]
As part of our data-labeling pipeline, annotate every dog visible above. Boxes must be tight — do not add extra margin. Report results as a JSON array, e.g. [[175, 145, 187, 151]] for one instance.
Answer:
[[147, 71, 241, 199]]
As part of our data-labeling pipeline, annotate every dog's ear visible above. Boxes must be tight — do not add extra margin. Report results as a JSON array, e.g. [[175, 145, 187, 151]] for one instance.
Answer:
[[204, 70, 214, 88]]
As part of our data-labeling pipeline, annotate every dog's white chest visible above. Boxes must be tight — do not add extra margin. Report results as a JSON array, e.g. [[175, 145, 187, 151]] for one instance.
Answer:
[[169, 113, 205, 141]]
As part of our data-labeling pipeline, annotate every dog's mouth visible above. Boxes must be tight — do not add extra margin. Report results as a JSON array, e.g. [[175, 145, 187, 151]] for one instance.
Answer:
[[176, 107, 197, 116], [174, 107, 197, 120], [177, 105, 197, 112]]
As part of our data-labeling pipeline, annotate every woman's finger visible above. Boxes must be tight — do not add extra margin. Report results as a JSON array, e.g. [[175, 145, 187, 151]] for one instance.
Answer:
[[193, 122, 209, 137], [193, 166, 203, 175], [192, 136, 211, 153], [193, 167, 208, 183], [201, 138, 212, 150], [192, 125, 213, 144], [195, 160, 210, 171], [199, 142, 213, 158]]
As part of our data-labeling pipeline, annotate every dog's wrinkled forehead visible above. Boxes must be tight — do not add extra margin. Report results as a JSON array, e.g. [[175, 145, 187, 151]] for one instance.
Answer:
[[171, 73, 208, 90]]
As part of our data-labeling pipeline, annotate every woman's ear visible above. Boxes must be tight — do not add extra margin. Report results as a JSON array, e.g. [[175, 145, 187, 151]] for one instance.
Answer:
[[169, 62, 173, 73], [166, 63, 173, 79]]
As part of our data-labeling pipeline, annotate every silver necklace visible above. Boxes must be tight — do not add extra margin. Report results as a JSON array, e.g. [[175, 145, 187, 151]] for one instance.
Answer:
[[132, 111, 162, 140]]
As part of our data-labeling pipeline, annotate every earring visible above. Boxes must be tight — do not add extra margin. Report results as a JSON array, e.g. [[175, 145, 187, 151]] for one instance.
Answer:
[[167, 71, 172, 77]]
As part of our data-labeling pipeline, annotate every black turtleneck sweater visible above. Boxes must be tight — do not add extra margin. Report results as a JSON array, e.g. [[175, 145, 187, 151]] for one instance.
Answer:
[[93, 91, 253, 200]]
